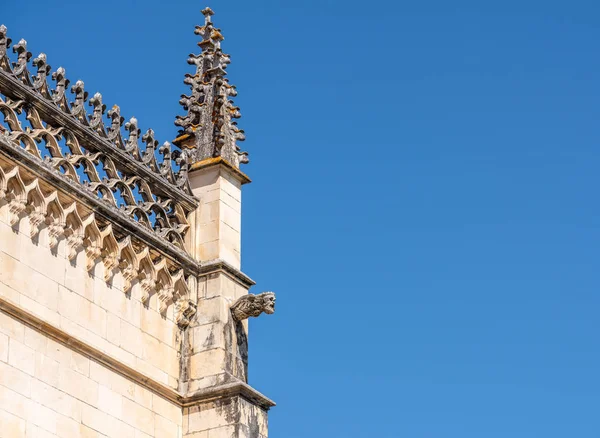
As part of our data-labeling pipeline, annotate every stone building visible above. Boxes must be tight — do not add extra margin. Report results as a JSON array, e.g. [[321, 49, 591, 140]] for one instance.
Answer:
[[0, 7, 275, 438]]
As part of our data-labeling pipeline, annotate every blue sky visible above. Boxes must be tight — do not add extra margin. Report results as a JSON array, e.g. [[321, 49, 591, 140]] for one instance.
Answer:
[[4, 0, 600, 436]]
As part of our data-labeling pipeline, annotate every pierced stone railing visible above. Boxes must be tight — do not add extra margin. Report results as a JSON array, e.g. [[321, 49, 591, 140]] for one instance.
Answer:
[[0, 25, 202, 324], [0, 25, 196, 254]]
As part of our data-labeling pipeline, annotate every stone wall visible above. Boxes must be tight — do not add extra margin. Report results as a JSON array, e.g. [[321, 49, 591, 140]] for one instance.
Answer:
[[0, 312, 181, 437], [0, 196, 184, 437]]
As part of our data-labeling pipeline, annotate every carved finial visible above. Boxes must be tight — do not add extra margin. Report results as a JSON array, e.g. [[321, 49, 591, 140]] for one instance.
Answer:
[[230, 292, 276, 322], [51, 67, 70, 111], [124, 117, 141, 158], [0, 25, 13, 72], [32, 53, 51, 98], [12, 39, 32, 84], [88, 92, 107, 136], [141, 129, 159, 171], [107, 105, 125, 148], [201, 7, 214, 22], [175, 8, 249, 168], [70, 80, 89, 125]]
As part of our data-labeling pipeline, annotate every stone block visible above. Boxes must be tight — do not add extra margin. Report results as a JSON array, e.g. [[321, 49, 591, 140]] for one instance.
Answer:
[[19, 294, 60, 327], [23, 326, 47, 353], [0, 221, 22, 261], [28, 401, 59, 435], [35, 352, 60, 388], [121, 320, 143, 358], [89, 361, 135, 401], [58, 365, 99, 406], [122, 396, 155, 436], [0, 332, 7, 363], [1, 254, 60, 313], [0, 281, 19, 305], [0, 410, 27, 437], [191, 323, 224, 353], [97, 384, 123, 420], [64, 259, 95, 302], [31, 379, 82, 423], [81, 404, 112, 437], [70, 351, 90, 377], [152, 394, 182, 426], [195, 297, 230, 325], [8, 338, 35, 376], [0, 384, 31, 426], [0, 361, 32, 398], [186, 397, 238, 433], [58, 286, 107, 338], [189, 348, 228, 381], [106, 312, 121, 346], [154, 413, 178, 438]]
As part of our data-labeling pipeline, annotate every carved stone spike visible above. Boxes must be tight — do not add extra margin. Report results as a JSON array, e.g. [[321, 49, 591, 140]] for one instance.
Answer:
[[157, 286, 173, 315], [8, 199, 26, 225], [12, 39, 32, 83], [88, 92, 107, 136], [31, 53, 51, 98], [66, 234, 84, 260], [29, 211, 46, 238], [107, 105, 124, 147], [120, 265, 137, 293], [85, 246, 102, 272], [175, 299, 197, 328], [51, 67, 70, 110], [139, 277, 155, 305], [47, 223, 64, 249], [230, 292, 276, 322], [70, 80, 89, 125], [0, 24, 12, 72]]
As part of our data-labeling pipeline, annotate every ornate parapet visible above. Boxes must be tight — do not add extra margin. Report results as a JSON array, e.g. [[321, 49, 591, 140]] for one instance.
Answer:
[[230, 292, 276, 322], [0, 24, 204, 323], [0, 25, 196, 253]]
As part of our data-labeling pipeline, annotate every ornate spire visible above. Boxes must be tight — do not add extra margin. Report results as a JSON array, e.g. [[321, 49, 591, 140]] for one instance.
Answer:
[[175, 7, 249, 168]]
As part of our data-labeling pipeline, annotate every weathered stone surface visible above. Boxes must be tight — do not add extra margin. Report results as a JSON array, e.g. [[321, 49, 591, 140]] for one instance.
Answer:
[[0, 8, 275, 438]]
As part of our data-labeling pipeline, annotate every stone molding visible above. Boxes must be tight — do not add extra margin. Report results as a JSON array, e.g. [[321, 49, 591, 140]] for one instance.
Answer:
[[0, 151, 194, 319], [0, 127, 198, 273], [0, 295, 275, 411], [197, 258, 256, 289], [188, 156, 252, 185]]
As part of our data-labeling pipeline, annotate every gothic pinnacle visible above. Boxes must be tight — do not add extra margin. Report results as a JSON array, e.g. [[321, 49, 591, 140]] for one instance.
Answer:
[[175, 7, 249, 168]]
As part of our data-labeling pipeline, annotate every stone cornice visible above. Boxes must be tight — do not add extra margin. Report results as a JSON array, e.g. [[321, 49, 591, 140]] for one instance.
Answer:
[[0, 296, 275, 410], [184, 381, 275, 410], [189, 157, 252, 185], [197, 258, 256, 288], [0, 136, 198, 273]]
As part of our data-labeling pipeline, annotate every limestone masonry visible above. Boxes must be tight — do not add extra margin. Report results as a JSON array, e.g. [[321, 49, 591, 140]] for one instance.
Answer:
[[0, 7, 275, 437]]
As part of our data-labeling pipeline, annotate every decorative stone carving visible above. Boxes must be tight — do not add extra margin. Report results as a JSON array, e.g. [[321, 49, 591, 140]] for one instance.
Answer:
[[0, 158, 193, 315], [175, 299, 197, 328], [0, 24, 197, 255], [175, 8, 249, 168], [230, 292, 276, 322]]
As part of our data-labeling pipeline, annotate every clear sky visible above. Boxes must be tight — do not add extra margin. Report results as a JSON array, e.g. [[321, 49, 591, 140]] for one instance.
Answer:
[[3, 0, 600, 436]]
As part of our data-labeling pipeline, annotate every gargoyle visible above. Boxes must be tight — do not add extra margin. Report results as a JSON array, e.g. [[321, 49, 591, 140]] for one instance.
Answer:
[[230, 292, 276, 322]]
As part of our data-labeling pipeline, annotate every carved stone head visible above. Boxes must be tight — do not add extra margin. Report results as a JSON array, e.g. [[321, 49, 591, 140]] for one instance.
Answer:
[[260, 292, 276, 315], [231, 291, 276, 322]]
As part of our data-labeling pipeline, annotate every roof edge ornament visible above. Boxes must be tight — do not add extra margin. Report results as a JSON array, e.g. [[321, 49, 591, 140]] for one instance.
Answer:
[[175, 7, 249, 169], [0, 23, 198, 256]]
